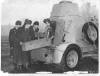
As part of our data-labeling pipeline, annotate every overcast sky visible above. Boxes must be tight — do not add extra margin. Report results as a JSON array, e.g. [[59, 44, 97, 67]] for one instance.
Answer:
[[1, 0, 61, 25], [1, 0, 99, 25]]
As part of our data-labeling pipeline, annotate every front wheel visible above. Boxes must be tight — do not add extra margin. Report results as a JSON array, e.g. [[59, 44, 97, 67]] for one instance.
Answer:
[[63, 45, 81, 70]]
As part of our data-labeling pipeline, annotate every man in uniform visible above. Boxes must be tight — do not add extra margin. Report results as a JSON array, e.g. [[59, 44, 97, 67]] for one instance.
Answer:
[[19, 19, 32, 69], [9, 20, 22, 70], [29, 21, 39, 40], [43, 18, 55, 42]]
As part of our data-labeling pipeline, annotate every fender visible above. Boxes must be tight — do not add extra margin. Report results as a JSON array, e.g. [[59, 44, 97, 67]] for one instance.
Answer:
[[53, 42, 81, 64]]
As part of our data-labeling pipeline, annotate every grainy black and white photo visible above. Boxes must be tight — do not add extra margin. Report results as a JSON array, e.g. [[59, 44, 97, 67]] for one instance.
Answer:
[[1, 0, 99, 74]]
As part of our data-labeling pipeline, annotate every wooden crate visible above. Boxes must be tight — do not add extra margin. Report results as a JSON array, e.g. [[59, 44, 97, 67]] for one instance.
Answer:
[[22, 38, 51, 51]]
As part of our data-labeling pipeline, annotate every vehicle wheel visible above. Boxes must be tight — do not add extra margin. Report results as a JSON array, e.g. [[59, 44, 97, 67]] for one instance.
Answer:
[[62, 45, 81, 70], [82, 22, 98, 46]]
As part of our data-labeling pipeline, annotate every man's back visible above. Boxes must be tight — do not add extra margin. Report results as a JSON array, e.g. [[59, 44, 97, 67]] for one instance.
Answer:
[[29, 26, 35, 40]]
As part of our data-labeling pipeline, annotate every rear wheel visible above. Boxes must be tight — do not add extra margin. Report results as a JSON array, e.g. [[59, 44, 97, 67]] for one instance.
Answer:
[[82, 22, 98, 46]]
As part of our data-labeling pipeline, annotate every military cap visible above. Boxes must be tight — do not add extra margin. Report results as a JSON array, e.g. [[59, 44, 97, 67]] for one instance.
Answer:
[[33, 21, 39, 25], [15, 20, 22, 25], [24, 19, 32, 25], [43, 18, 51, 23]]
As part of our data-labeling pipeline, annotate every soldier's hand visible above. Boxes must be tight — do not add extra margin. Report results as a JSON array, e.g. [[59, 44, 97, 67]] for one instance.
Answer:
[[10, 47, 13, 50], [50, 36, 54, 39], [10, 55, 13, 58], [20, 42, 23, 45]]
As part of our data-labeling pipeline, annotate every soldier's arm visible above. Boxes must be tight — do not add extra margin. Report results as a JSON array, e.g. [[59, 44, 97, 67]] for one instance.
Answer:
[[9, 30, 13, 47]]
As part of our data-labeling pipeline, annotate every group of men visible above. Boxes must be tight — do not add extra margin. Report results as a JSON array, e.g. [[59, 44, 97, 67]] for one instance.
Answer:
[[9, 18, 54, 70]]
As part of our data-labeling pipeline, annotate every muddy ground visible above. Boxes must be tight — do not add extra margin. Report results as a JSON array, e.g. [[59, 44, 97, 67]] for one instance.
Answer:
[[1, 55, 98, 73], [1, 36, 98, 73]]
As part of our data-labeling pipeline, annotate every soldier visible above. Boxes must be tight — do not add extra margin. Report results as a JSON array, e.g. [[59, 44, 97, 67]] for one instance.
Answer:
[[19, 19, 32, 69], [33, 21, 39, 40], [9, 20, 22, 70], [9, 21, 20, 58], [29, 21, 39, 40], [29, 21, 35, 40], [43, 18, 54, 39]]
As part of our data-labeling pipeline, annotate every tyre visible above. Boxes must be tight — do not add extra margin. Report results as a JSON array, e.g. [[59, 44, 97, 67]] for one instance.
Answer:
[[82, 22, 98, 46], [61, 45, 81, 71]]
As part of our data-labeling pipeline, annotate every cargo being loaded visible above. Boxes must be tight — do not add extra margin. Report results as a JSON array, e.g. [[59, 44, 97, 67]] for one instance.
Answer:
[[22, 38, 52, 51]]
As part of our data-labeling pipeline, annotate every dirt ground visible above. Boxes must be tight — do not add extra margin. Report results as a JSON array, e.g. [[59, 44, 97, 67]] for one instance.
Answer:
[[1, 36, 98, 73], [1, 55, 98, 73]]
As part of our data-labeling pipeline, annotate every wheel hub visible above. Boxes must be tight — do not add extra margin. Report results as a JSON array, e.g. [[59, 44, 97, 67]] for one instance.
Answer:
[[87, 25, 97, 42], [66, 50, 78, 68]]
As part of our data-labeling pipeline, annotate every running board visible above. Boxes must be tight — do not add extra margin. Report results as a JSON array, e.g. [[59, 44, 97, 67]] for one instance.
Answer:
[[82, 53, 98, 60]]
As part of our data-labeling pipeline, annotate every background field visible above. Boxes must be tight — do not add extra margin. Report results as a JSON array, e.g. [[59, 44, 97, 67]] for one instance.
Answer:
[[1, 36, 10, 56]]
